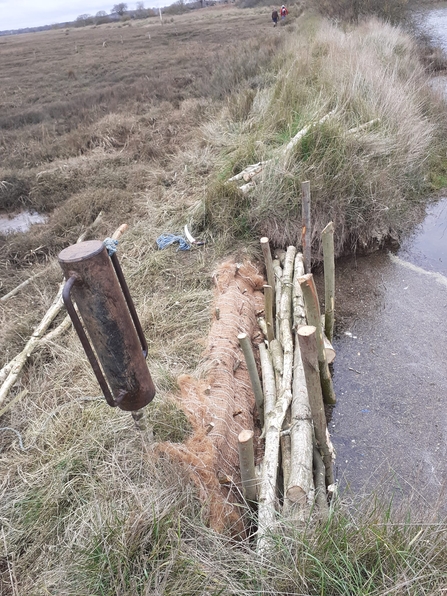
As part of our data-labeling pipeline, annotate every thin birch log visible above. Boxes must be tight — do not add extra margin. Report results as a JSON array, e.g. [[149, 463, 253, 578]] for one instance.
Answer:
[[321, 221, 335, 343], [279, 247, 296, 396], [238, 430, 258, 504], [0, 211, 103, 303], [39, 314, 72, 344], [0, 282, 65, 407], [257, 316, 268, 339], [272, 259, 282, 340], [257, 387, 293, 554], [0, 389, 28, 419], [346, 118, 380, 134], [323, 334, 336, 365], [228, 161, 270, 182], [292, 252, 306, 329], [263, 285, 274, 343], [298, 273, 336, 405], [284, 330, 314, 519], [283, 110, 337, 158], [257, 247, 295, 554], [297, 326, 334, 487], [280, 417, 291, 501], [239, 181, 256, 194], [269, 339, 283, 377], [238, 333, 264, 427], [313, 438, 329, 520], [277, 247, 296, 514], [301, 181, 311, 274], [0, 270, 47, 303], [260, 238, 275, 300], [259, 343, 276, 420]]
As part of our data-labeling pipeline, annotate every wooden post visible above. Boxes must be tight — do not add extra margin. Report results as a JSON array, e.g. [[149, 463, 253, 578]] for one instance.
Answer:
[[238, 333, 264, 427], [313, 439, 329, 520], [238, 430, 258, 504], [297, 326, 334, 487], [292, 252, 306, 329], [298, 273, 336, 405], [263, 285, 275, 343], [321, 221, 335, 343], [260, 238, 275, 305], [301, 181, 311, 274]]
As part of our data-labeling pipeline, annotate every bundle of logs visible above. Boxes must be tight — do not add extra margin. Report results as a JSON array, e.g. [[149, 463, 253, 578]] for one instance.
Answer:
[[237, 220, 336, 553]]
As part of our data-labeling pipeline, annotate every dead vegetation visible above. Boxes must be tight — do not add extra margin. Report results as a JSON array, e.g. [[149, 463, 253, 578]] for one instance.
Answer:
[[1, 4, 447, 594]]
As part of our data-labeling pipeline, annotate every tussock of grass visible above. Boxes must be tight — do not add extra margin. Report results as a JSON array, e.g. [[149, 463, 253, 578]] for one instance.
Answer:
[[205, 17, 447, 256]]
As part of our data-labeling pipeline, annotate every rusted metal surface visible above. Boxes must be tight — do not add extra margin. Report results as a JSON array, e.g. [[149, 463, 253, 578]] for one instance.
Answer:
[[58, 240, 155, 411]]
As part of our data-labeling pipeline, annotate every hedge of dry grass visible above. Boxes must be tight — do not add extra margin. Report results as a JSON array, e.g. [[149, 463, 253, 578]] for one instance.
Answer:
[[202, 15, 447, 257]]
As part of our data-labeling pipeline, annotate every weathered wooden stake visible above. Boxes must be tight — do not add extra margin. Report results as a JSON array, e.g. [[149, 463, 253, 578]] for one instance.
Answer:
[[321, 221, 335, 343], [298, 273, 336, 405], [263, 285, 275, 343], [260, 237, 275, 304], [238, 333, 264, 427], [301, 181, 312, 273], [238, 430, 258, 504], [297, 326, 334, 487]]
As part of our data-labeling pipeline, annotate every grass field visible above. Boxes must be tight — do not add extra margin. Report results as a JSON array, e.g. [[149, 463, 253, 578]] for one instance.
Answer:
[[2, 4, 447, 594]]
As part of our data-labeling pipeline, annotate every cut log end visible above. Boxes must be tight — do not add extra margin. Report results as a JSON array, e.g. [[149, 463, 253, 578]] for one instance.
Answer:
[[238, 429, 254, 444], [286, 486, 307, 505]]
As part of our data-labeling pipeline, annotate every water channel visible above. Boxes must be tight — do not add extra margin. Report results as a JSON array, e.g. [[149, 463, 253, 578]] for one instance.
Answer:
[[331, 10, 447, 506]]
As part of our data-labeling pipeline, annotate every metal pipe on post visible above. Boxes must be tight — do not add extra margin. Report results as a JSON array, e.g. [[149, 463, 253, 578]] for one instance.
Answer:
[[58, 239, 155, 412]]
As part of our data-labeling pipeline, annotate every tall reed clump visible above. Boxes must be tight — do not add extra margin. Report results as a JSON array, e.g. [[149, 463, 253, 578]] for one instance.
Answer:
[[203, 17, 446, 256]]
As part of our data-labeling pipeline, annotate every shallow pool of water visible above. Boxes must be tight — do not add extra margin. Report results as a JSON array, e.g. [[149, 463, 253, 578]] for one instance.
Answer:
[[0, 211, 47, 234], [331, 197, 447, 508]]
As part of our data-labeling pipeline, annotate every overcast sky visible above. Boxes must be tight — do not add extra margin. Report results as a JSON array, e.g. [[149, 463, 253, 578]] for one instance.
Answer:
[[0, 0, 166, 31]]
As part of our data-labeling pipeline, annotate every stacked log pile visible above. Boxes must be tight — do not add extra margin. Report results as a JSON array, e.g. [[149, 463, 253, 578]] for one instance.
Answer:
[[238, 225, 337, 552]]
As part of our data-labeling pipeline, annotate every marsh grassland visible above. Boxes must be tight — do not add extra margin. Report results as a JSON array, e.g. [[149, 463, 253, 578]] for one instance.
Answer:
[[2, 4, 447, 594]]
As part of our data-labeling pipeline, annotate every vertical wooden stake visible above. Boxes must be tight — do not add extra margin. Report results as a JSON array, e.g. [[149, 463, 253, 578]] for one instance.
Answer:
[[238, 333, 264, 427], [301, 181, 311, 274], [297, 326, 334, 487], [321, 221, 335, 343], [260, 237, 275, 306], [272, 259, 282, 340], [298, 273, 336, 405], [238, 430, 258, 504], [264, 285, 275, 343]]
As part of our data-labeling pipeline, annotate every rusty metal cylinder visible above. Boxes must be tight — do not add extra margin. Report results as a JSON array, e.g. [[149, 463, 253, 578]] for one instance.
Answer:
[[58, 240, 155, 411]]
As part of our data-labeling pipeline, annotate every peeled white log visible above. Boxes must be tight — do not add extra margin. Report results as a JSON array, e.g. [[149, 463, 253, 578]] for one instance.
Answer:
[[269, 339, 283, 376], [297, 326, 334, 487], [0, 282, 65, 407], [228, 161, 270, 182]]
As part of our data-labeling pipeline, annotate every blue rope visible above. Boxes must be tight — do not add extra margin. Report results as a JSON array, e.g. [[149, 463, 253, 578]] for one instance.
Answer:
[[156, 234, 190, 251], [103, 237, 119, 256]]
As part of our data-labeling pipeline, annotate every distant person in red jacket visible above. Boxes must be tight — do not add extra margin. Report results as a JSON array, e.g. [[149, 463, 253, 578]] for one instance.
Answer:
[[280, 4, 288, 19], [272, 8, 278, 26]]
